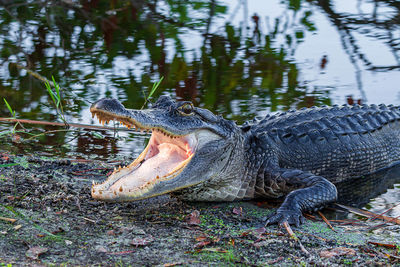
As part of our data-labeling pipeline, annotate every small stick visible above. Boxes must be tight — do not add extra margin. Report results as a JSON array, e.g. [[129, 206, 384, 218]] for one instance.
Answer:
[[369, 202, 400, 222], [282, 222, 309, 255], [83, 217, 96, 223], [0, 216, 16, 223], [336, 204, 400, 225], [0, 117, 129, 131], [317, 211, 336, 232]]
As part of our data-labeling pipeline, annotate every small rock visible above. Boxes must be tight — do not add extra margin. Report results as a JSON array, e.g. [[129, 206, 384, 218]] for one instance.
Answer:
[[65, 240, 73, 245]]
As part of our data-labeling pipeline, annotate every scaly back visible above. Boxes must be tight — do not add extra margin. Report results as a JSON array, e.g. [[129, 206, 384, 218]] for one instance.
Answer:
[[249, 104, 400, 183]]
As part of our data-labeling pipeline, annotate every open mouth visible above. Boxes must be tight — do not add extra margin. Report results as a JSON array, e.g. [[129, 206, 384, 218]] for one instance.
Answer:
[[90, 111, 198, 201]]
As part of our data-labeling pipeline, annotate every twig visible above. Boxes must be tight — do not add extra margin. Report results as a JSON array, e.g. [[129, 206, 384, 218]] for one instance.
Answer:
[[317, 211, 336, 232], [369, 202, 400, 222], [336, 204, 400, 225], [83, 217, 96, 223], [368, 241, 397, 249], [107, 250, 135, 255], [0, 117, 130, 131], [0, 216, 17, 223], [282, 222, 309, 255]]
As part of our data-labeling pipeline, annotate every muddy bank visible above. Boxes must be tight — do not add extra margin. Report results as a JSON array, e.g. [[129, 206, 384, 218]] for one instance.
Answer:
[[1, 153, 400, 266]]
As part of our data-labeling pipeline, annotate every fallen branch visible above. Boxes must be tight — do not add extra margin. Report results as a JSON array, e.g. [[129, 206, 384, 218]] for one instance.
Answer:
[[336, 204, 400, 225], [0, 117, 129, 131], [369, 202, 400, 222]]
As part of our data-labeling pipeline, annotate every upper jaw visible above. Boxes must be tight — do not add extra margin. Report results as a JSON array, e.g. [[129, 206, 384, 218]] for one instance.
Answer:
[[91, 98, 198, 136]]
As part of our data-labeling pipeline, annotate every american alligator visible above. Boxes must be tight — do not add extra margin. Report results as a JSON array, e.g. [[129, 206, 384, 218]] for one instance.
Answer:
[[90, 96, 400, 226]]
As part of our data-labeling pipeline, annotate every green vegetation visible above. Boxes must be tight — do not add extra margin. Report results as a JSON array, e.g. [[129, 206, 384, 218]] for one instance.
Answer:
[[0, 204, 63, 241], [0, 163, 18, 168], [1, 98, 23, 136], [142, 76, 164, 109], [195, 249, 238, 265], [3, 99, 15, 118], [44, 76, 67, 125]]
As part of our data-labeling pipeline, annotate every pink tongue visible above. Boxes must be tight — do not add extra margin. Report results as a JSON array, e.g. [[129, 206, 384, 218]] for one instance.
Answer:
[[141, 143, 187, 177], [110, 143, 187, 190]]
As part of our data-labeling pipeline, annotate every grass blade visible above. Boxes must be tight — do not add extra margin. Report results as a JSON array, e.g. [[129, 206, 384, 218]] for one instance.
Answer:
[[148, 76, 164, 99], [1, 204, 61, 239], [52, 76, 61, 106], [3, 98, 15, 117], [0, 163, 19, 167], [44, 80, 57, 104], [141, 76, 164, 109]]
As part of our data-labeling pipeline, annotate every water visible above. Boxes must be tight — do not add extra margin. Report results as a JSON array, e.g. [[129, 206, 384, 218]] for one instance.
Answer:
[[0, 0, 399, 216]]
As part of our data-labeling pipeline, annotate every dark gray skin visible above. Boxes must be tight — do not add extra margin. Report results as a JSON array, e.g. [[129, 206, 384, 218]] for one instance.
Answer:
[[90, 96, 400, 226]]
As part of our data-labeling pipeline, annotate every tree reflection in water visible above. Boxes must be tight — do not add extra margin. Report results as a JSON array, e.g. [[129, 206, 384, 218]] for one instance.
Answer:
[[0, 0, 399, 155]]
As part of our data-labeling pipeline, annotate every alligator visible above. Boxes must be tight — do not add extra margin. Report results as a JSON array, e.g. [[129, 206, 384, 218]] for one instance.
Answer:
[[90, 96, 400, 226]]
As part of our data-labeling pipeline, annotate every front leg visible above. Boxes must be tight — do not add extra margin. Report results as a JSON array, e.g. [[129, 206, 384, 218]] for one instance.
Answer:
[[263, 169, 337, 226]]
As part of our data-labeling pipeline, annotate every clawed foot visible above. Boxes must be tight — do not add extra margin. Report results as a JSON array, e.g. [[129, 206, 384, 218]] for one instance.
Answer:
[[265, 209, 305, 227]]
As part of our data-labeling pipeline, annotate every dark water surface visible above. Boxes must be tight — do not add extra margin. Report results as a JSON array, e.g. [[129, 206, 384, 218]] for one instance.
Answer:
[[0, 0, 399, 215]]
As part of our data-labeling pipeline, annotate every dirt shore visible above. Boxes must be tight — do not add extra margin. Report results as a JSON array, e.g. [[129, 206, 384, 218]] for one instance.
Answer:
[[1, 153, 400, 266]]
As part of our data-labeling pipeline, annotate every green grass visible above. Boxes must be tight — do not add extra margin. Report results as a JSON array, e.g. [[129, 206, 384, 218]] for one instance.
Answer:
[[2, 98, 22, 136], [0, 204, 64, 241], [195, 248, 238, 264], [0, 163, 18, 168], [141, 76, 164, 109], [3, 98, 15, 118], [44, 76, 67, 125]]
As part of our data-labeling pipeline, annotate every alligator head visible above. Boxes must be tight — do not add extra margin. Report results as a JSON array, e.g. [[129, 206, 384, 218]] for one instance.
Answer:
[[90, 96, 243, 202]]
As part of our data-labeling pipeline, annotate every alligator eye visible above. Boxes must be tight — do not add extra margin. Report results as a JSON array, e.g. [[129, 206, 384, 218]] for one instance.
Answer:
[[178, 103, 194, 115]]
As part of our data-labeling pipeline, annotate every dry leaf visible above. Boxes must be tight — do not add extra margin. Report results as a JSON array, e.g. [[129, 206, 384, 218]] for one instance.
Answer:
[[320, 247, 356, 258], [25, 246, 48, 260], [187, 210, 201, 225], [194, 240, 211, 249]]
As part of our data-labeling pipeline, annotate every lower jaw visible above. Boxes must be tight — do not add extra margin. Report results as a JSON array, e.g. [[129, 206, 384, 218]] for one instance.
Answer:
[[91, 155, 193, 201]]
